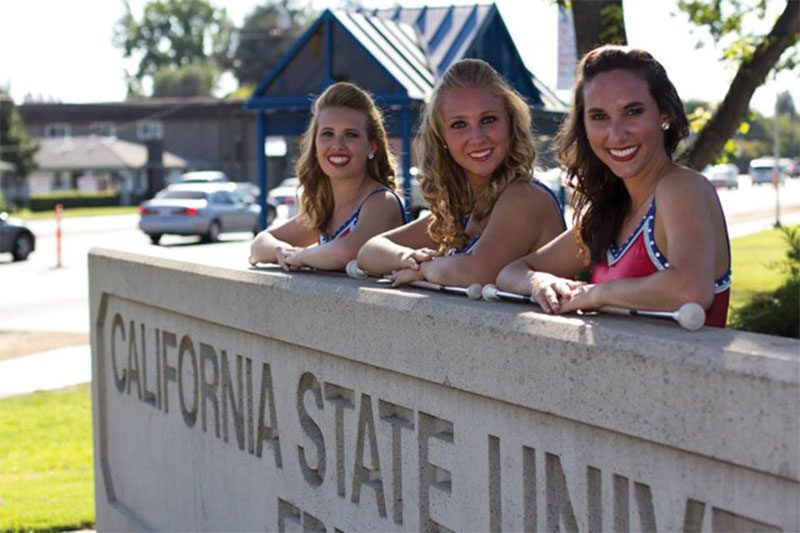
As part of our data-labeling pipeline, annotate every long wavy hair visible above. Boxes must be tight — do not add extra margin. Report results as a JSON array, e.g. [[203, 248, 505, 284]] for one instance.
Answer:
[[295, 82, 398, 236], [416, 59, 537, 251], [556, 45, 689, 264]]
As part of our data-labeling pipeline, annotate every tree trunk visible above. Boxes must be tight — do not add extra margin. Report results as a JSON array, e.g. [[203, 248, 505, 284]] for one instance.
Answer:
[[572, 0, 627, 59], [686, 1, 800, 170]]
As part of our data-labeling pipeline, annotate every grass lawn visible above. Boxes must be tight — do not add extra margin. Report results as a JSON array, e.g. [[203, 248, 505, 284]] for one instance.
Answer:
[[0, 385, 94, 532], [729, 225, 797, 322], [8, 206, 139, 220]]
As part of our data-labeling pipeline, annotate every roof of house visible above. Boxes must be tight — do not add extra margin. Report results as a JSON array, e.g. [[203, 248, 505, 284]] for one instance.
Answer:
[[20, 97, 247, 124], [34, 136, 187, 171], [248, 3, 565, 113]]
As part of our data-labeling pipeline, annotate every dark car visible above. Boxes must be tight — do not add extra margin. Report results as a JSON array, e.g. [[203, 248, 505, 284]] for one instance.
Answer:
[[0, 212, 35, 261]]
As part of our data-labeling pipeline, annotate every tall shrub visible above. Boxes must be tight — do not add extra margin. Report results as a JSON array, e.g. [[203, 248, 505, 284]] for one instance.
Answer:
[[730, 226, 799, 338]]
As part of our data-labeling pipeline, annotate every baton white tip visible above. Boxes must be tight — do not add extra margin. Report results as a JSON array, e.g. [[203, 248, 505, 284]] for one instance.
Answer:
[[677, 302, 705, 331], [482, 284, 501, 301], [345, 260, 368, 280], [466, 283, 483, 300]]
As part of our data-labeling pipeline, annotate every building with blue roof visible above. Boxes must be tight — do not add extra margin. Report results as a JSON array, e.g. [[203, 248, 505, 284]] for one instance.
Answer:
[[247, 3, 566, 228]]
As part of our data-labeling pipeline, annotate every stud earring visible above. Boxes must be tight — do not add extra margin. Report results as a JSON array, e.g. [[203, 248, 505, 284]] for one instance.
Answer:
[[661, 122, 670, 131], [368, 153, 374, 160]]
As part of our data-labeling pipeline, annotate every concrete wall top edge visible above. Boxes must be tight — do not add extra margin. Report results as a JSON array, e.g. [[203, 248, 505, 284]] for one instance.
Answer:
[[88, 247, 800, 480], [87, 246, 800, 371]]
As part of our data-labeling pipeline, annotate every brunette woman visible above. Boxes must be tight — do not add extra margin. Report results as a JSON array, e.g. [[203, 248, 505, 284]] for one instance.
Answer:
[[497, 46, 731, 327]]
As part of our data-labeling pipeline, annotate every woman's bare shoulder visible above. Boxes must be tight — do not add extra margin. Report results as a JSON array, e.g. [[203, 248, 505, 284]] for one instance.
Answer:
[[657, 164, 714, 200]]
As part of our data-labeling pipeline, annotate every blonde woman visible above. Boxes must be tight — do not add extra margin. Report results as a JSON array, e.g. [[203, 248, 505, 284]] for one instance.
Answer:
[[356, 59, 564, 286], [249, 82, 408, 271]]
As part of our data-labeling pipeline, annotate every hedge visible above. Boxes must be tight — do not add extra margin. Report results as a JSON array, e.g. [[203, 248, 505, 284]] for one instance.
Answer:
[[29, 191, 121, 212]]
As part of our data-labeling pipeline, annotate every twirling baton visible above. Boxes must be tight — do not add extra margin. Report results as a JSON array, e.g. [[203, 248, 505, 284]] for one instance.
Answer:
[[480, 284, 706, 331], [346, 260, 483, 300]]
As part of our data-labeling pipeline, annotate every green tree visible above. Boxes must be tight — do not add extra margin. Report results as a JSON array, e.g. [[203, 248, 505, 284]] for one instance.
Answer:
[[678, 0, 799, 169], [0, 88, 38, 203], [730, 106, 799, 169], [114, 0, 234, 96], [232, 0, 315, 87], [152, 62, 218, 97]]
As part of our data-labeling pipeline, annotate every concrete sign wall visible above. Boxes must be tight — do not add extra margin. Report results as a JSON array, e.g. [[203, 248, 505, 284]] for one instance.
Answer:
[[89, 248, 799, 532]]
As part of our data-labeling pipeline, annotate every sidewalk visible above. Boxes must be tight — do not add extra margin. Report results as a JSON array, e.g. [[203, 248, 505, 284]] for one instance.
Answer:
[[0, 344, 91, 399]]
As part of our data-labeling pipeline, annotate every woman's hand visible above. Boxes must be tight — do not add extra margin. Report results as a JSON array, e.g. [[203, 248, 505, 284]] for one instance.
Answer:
[[399, 247, 439, 270], [529, 272, 586, 313], [556, 283, 603, 314], [278, 246, 304, 271], [390, 266, 425, 286]]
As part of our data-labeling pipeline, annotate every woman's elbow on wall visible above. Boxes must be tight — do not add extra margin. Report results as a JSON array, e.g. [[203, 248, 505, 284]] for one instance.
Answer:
[[495, 263, 515, 289], [682, 285, 715, 311], [495, 260, 527, 291], [336, 243, 362, 267], [250, 233, 265, 260], [356, 238, 378, 267]]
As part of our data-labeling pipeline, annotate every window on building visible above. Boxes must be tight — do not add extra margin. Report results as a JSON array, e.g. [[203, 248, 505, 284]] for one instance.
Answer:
[[90, 121, 116, 137], [45, 123, 71, 138], [137, 120, 164, 140]]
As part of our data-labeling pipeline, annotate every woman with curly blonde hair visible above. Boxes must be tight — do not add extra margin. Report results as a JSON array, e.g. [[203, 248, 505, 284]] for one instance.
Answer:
[[357, 59, 565, 286], [249, 81, 408, 271]]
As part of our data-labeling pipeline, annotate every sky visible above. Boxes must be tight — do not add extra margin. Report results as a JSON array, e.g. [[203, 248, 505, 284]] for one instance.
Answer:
[[0, 0, 796, 116]]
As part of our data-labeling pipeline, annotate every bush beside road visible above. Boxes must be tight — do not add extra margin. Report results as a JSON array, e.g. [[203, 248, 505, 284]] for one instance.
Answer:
[[9, 205, 139, 220]]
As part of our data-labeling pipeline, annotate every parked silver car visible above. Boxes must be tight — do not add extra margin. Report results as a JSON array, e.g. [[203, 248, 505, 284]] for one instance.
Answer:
[[139, 183, 266, 244], [173, 170, 229, 184], [267, 174, 426, 221], [268, 177, 301, 220]]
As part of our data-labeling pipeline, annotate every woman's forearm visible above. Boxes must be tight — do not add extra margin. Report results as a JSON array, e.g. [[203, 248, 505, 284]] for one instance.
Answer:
[[250, 231, 291, 264], [293, 241, 355, 271], [357, 236, 416, 274], [592, 268, 715, 312], [421, 255, 495, 287], [495, 259, 538, 295]]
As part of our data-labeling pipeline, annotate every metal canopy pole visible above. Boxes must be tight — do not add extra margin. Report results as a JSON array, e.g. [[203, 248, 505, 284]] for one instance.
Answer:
[[324, 16, 334, 88], [402, 107, 412, 211], [257, 112, 268, 231]]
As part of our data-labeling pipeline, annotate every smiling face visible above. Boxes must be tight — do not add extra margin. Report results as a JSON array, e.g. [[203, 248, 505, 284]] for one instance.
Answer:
[[439, 86, 511, 187], [315, 106, 376, 181], [582, 69, 670, 181]]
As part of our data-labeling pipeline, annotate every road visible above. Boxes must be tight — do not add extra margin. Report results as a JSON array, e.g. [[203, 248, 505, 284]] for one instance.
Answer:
[[0, 214, 253, 333], [1, 177, 798, 335]]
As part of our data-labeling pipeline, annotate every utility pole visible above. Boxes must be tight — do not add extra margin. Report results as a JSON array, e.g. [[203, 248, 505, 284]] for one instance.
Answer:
[[773, 97, 782, 228]]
